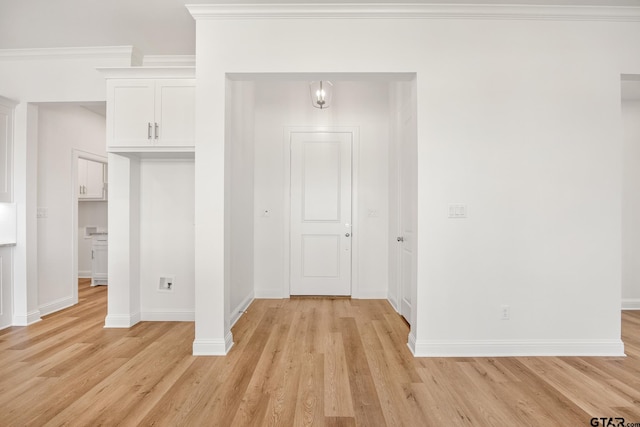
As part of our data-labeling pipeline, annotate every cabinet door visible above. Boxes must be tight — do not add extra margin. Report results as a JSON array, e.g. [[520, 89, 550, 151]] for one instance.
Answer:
[[107, 80, 155, 148], [85, 159, 105, 199], [78, 158, 106, 200], [0, 102, 13, 203], [155, 80, 195, 147], [92, 238, 108, 285]]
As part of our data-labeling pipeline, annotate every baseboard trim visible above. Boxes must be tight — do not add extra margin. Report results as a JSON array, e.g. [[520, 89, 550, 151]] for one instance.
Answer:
[[104, 312, 141, 328], [407, 331, 417, 355], [193, 331, 234, 356], [622, 298, 640, 310], [354, 290, 388, 299], [140, 310, 195, 321], [39, 296, 74, 316], [254, 289, 285, 299], [230, 292, 254, 328], [13, 310, 42, 326], [78, 271, 92, 279], [387, 295, 399, 312], [412, 339, 625, 357]]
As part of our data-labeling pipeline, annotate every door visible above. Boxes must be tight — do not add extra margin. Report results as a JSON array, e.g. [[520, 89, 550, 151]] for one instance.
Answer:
[[290, 132, 352, 295], [107, 79, 155, 147], [78, 158, 105, 200], [398, 102, 417, 323], [155, 80, 196, 147]]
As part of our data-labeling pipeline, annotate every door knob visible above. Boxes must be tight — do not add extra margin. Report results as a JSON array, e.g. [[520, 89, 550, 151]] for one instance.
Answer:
[[397, 236, 404, 242], [345, 233, 351, 237]]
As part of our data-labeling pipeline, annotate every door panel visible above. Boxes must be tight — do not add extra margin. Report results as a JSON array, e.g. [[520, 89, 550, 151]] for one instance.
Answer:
[[302, 235, 340, 277], [290, 132, 352, 295], [398, 100, 417, 323]]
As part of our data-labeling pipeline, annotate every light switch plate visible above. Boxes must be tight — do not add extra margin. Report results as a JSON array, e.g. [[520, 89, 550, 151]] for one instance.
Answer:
[[448, 204, 467, 219]]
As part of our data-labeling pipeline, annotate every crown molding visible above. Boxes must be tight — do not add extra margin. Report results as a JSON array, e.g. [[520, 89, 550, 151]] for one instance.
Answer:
[[187, 3, 640, 22], [0, 95, 19, 107], [0, 46, 143, 63], [97, 66, 196, 79]]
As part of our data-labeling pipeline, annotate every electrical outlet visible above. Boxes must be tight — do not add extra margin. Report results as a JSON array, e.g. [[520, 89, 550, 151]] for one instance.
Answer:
[[501, 305, 510, 320], [159, 276, 175, 292]]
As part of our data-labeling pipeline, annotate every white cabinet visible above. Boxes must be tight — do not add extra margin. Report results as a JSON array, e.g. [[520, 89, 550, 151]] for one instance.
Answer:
[[106, 78, 195, 151], [0, 96, 17, 203], [78, 158, 106, 200], [91, 235, 108, 286]]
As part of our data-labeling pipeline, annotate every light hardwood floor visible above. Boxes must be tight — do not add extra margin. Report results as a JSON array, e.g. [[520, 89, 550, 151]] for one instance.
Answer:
[[1, 279, 639, 426]]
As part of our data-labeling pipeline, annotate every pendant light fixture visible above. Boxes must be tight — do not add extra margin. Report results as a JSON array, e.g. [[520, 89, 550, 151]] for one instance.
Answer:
[[309, 80, 333, 109]]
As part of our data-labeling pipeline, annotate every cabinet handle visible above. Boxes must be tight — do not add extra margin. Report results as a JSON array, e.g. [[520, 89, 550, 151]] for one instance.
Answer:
[[155, 122, 159, 140], [148, 122, 152, 140], [91, 250, 94, 260]]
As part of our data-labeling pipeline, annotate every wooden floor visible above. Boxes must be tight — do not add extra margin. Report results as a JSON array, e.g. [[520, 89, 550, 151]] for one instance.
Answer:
[[1, 280, 640, 426]]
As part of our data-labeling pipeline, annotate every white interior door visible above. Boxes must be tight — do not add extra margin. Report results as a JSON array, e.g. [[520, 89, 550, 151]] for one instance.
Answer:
[[290, 132, 352, 295], [398, 103, 417, 323]]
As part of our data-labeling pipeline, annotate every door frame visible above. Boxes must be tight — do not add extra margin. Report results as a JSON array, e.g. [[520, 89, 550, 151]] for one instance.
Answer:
[[283, 126, 360, 298]]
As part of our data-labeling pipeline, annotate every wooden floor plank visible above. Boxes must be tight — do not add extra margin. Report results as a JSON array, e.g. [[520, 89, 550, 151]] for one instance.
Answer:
[[1, 281, 640, 425]]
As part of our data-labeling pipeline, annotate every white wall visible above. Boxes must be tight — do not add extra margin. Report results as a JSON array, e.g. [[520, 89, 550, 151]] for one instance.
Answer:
[[193, 8, 640, 356], [37, 104, 106, 315], [139, 159, 195, 320], [226, 80, 255, 325], [622, 98, 640, 310], [78, 201, 107, 277], [252, 80, 390, 298]]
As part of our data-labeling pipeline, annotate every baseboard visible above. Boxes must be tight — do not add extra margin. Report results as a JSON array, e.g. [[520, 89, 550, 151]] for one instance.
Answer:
[[387, 294, 399, 312], [78, 271, 92, 279], [407, 331, 417, 355], [412, 339, 626, 357], [140, 310, 195, 321], [192, 331, 234, 356], [622, 298, 640, 310], [254, 288, 285, 299], [354, 290, 389, 299], [0, 322, 13, 330], [39, 295, 74, 316], [230, 291, 254, 327], [12, 310, 42, 326], [104, 312, 141, 328]]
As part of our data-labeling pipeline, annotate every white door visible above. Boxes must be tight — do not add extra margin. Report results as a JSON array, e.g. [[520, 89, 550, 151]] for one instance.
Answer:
[[78, 158, 105, 200], [155, 80, 196, 147], [290, 132, 352, 296], [107, 80, 156, 147], [398, 103, 417, 323]]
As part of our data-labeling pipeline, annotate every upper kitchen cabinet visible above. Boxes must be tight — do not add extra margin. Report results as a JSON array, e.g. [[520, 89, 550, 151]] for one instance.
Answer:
[[78, 158, 106, 201], [102, 68, 195, 153], [0, 96, 18, 203]]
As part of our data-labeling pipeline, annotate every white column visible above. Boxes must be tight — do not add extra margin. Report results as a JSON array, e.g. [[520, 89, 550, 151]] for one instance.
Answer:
[[12, 103, 41, 326], [104, 152, 141, 327], [192, 67, 232, 355]]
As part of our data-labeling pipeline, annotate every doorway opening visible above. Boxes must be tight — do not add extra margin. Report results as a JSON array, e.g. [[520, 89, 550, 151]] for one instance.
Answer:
[[35, 102, 108, 315], [224, 73, 418, 326]]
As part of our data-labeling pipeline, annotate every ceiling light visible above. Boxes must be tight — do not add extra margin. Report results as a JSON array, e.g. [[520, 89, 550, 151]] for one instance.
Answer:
[[309, 80, 333, 109]]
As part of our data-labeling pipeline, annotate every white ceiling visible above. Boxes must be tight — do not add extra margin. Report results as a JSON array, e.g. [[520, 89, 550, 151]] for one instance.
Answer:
[[1, 0, 640, 55]]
